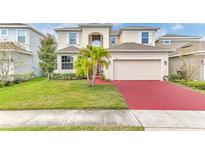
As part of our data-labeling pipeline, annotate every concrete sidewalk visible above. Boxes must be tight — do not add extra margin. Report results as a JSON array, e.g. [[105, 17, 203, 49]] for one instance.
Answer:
[[1, 110, 205, 130]]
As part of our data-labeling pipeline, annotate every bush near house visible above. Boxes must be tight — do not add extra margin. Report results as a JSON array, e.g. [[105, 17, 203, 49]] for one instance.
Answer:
[[0, 82, 4, 88], [169, 73, 183, 81], [52, 73, 78, 80], [173, 80, 205, 90], [0, 73, 35, 88], [12, 73, 35, 83]]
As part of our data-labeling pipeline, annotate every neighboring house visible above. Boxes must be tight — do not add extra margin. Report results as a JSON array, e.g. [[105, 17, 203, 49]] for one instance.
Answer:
[[55, 24, 173, 81], [0, 42, 33, 75], [0, 23, 45, 76], [156, 34, 205, 81], [169, 41, 205, 81], [155, 34, 201, 50]]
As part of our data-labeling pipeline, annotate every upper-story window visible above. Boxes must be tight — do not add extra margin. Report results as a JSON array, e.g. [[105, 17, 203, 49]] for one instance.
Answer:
[[68, 32, 79, 45], [162, 40, 171, 45], [61, 56, 73, 70], [141, 32, 149, 44], [91, 35, 101, 47], [111, 37, 116, 44], [0, 29, 8, 36], [17, 29, 26, 43]]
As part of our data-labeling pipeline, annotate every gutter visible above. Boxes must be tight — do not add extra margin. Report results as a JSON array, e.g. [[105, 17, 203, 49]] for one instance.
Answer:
[[109, 49, 175, 52], [169, 50, 205, 58], [0, 49, 32, 55]]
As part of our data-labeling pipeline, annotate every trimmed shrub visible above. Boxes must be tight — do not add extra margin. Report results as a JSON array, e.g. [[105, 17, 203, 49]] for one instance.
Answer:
[[12, 73, 35, 83], [4, 81, 15, 87], [169, 73, 183, 81], [13, 79, 21, 84], [0, 82, 4, 88], [53, 73, 78, 80], [0, 73, 35, 88]]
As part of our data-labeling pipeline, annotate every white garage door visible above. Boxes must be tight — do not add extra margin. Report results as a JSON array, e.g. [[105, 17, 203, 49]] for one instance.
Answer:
[[113, 60, 161, 80]]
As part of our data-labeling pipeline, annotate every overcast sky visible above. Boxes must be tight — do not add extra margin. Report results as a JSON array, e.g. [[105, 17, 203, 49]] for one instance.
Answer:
[[29, 23, 205, 40]]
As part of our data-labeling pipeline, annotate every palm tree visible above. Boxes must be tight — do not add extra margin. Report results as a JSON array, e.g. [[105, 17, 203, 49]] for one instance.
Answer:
[[74, 55, 92, 85], [74, 45, 110, 86]]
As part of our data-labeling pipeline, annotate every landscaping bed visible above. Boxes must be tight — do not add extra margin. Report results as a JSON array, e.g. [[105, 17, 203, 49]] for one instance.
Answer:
[[173, 80, 205, 91], [0, 78, 127, 110]]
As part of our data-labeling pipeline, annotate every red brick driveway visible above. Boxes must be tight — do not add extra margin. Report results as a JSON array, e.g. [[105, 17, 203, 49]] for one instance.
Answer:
[[114, 80, 205, 110]]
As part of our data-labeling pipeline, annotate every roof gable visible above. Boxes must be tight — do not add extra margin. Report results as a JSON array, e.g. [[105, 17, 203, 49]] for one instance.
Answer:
[[0, 42, 31, 54], [159, 34, 200, 38], [57, 46, 80, 53]]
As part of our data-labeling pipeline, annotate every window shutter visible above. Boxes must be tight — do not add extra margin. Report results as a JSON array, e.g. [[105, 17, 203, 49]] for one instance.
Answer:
[[76, 33, 80, 45]]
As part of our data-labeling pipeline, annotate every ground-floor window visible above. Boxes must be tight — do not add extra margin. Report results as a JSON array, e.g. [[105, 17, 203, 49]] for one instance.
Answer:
[[61, 56, 73, 70]]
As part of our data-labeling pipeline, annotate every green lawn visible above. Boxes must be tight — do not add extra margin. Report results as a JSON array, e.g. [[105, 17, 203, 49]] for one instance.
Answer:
[[0, 126, 144, 131], [0, 78, 127, 110]]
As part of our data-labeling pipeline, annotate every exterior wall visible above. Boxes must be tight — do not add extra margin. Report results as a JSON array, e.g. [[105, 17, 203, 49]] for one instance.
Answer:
[[0, 28, 30, 50], [81, 28, 110, 48], [103, 52, 169, 81], [109, 35, 120, 47], [54, 53, 78, 74], [169, 55, 205, 81], [156, 38, 200, 50], [57, 31, 82, 49], [29, 29, 44, 76], [119, 30, 156, 46], [14, 52, 33, 74], [57, 28, 110, 49]]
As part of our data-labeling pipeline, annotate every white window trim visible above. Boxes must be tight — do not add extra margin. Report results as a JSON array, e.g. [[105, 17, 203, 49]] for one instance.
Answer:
[[0, 29, 8, 36], [16, 29, 27, 44], [61, 55, 74, 70], [141, 32, 149, 44], [111, 36, 117, 44], [162, 40, 171, 45]]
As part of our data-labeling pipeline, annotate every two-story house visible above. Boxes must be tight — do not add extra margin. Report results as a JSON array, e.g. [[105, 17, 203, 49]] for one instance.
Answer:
[[0, 23, 45, 76], [156, 34, 205, 81], [55, 24, 173, 81]]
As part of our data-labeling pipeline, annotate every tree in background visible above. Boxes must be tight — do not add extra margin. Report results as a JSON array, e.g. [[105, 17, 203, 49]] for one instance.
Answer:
[[39, 34, 57, 80]]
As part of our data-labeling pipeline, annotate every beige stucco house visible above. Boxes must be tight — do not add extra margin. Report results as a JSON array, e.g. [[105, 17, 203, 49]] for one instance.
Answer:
[[156, 34, 205, 81], [0, 23, 45, 76], [55, 24, 173, 81]]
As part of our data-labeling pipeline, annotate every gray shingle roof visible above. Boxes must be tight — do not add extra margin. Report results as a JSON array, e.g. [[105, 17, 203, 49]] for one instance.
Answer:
[[170, 41, 205, 57], [108, 42, 170, 51], [0, 42, 31, 54], [160, 34, 200, 38], [79, 23, 113, 27], [57, 46, 80, 53], [121, 26, 159, 31], [55, 27, 81, 31]]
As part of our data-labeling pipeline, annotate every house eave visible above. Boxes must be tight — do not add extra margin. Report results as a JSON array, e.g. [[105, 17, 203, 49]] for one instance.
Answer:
[[0, 49, 32, 55], [109, 49, 174, 52], [169, 50, 205, 58]]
